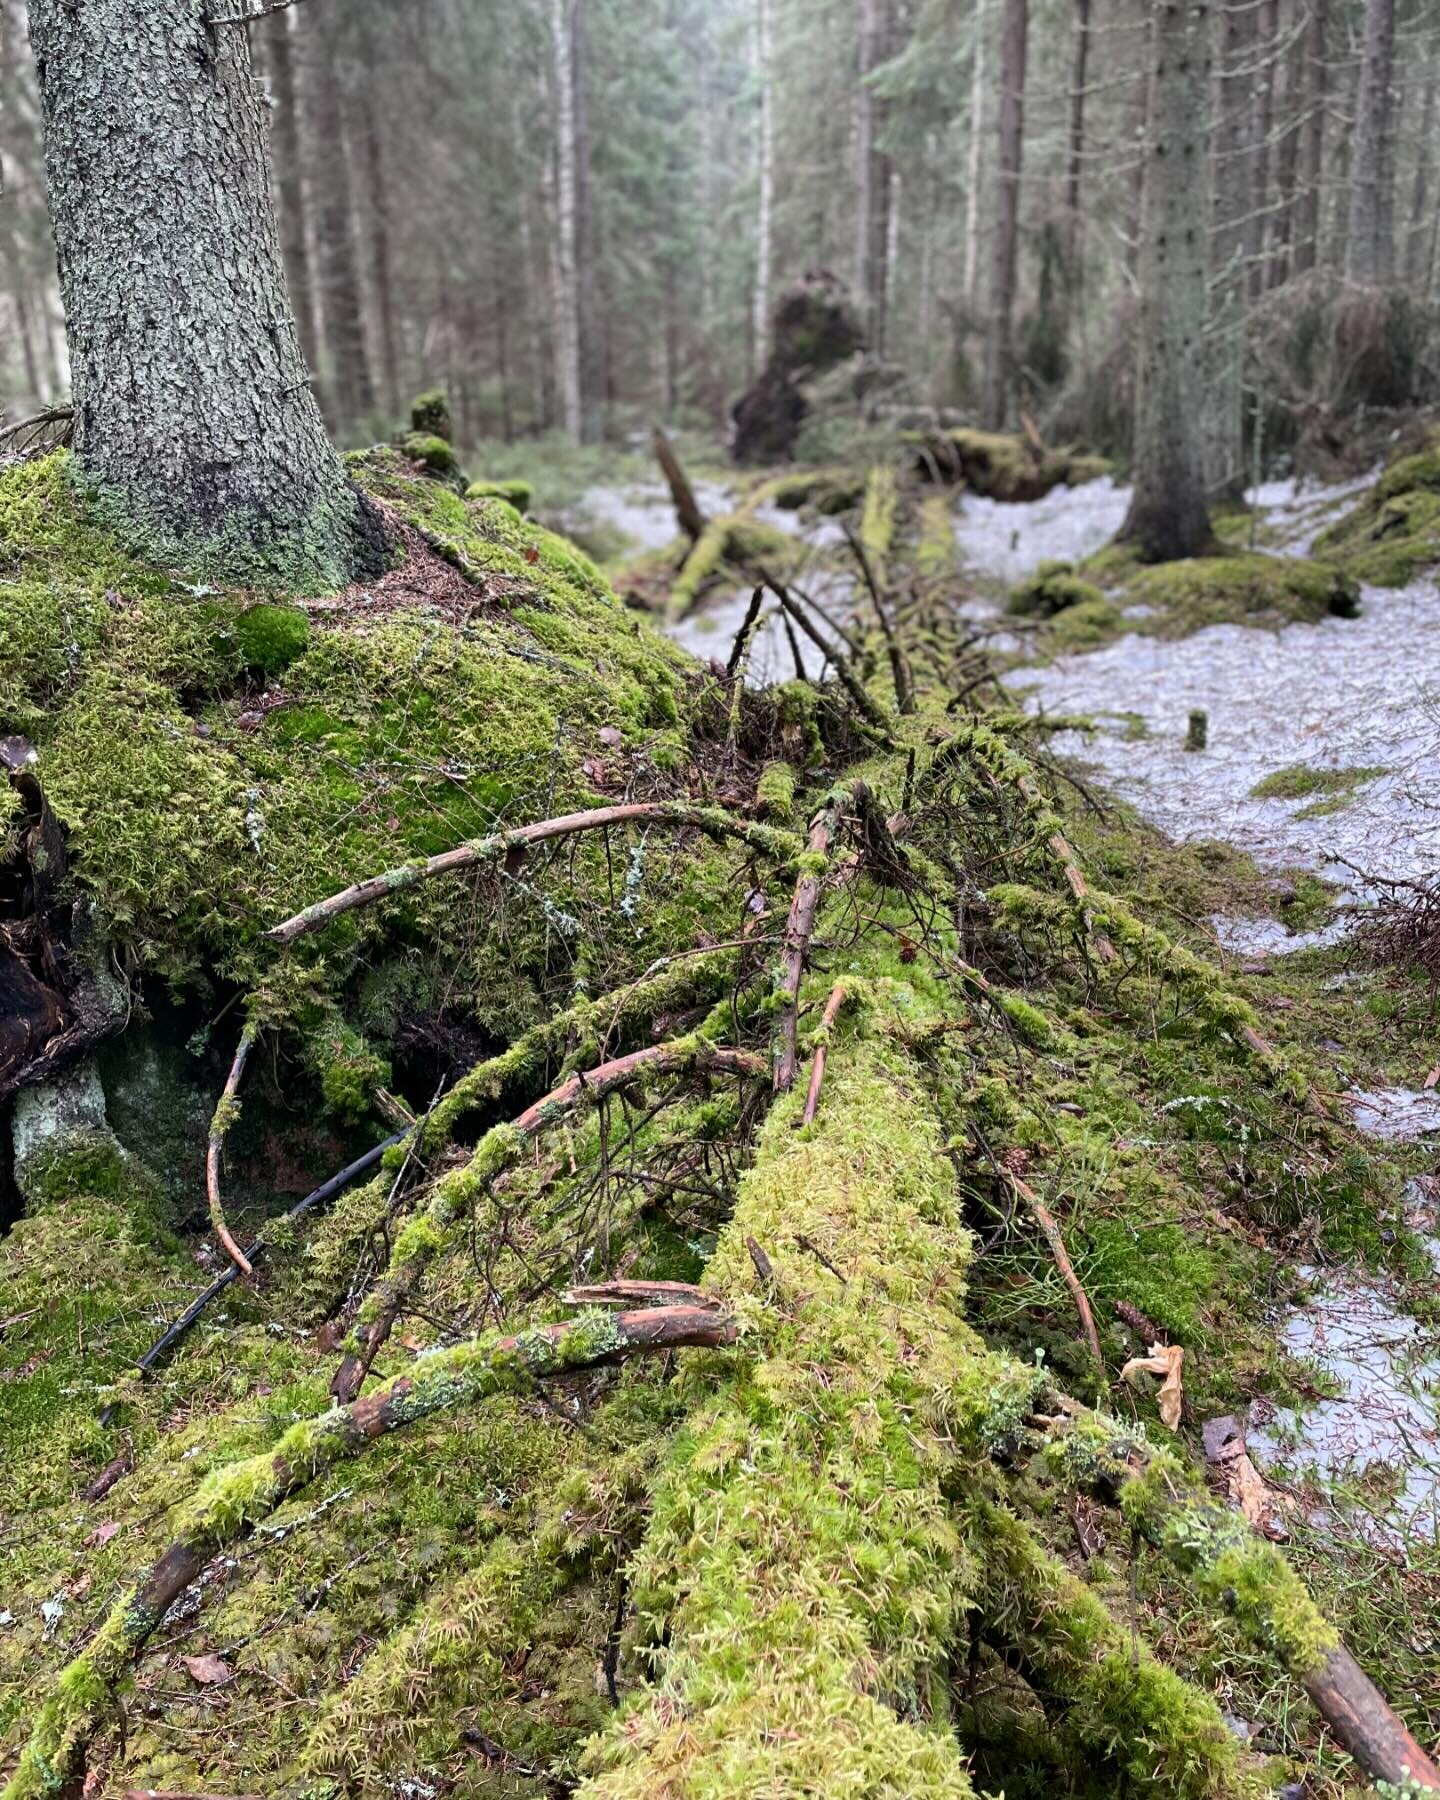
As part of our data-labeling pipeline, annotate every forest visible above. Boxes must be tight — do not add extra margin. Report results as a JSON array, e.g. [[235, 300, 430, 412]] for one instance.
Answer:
[[2, 0, 1440, 1795]]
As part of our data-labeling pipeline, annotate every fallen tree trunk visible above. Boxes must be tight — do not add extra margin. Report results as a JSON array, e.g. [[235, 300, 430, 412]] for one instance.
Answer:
[[3, 1305, 735, 1800]]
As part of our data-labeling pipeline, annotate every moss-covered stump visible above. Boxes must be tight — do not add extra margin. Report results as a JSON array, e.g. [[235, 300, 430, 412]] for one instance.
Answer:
[[0, 446, 729, 1041], [1314, 428, 1440, 585]]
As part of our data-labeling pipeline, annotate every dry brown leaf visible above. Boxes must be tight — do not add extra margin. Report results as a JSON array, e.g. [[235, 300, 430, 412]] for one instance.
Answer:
[[83, 1520, 120, 1550], [1425, 1065, 1439, 1090], [1120, 1341, 1184, 1431], [181, 1651, 233, 1686]]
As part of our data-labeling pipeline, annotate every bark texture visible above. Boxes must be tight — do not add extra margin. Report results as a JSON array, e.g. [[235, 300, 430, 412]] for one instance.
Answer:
[[27, 0, 385, 588], [1346, 0, 1397, 284], [1120, 0, 1214, 562], [983, 0, 1027, 428]]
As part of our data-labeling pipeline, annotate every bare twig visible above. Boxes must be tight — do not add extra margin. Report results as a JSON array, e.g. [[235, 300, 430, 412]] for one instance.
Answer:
[[206, 1024, 257, 1275], [331, 1041, 765, 1402], [842, 521, 915, 714], [1004, 1169, 1103, 1373], [773, 799, 839, 1092], [266, 802, 800, 945], [801, 981, 848, 1125], [761, 576, 894, 739]]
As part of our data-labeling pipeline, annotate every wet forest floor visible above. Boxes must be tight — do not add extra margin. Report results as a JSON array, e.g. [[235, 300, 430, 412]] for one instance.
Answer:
[[2, 426, 1440, 1798]]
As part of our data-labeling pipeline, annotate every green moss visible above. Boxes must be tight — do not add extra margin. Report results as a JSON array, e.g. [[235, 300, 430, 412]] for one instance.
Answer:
[[755, 758, 797, 819], [465, 477, 533, 514], [409, 389, 454, 441], [1007, 562, 1107, 618], [400, 430, 464, 489], [1120, 554, 1360, 633], [1249, 763, 1386, 803], [232, 601, 311, 675], [1045, 596, 1124, 648], [1315, 430, 1440, 585]]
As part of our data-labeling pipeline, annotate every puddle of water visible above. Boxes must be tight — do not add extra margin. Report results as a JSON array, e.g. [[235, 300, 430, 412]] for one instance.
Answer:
[[951, 475, 1132, 587], [1016, 583, 1440, 887], [1348, 1086, 1440, 1140], [1250, 1265, 1440, 1539], [1211, 915, 1350, 959]]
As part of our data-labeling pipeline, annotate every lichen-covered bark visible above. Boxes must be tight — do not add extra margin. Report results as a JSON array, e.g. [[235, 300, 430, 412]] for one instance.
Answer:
[[26, 0, 386, 587]]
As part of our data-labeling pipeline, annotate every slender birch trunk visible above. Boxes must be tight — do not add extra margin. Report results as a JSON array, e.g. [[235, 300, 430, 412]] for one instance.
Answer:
[[983, 0, 1028, 426], [752, 0, 775, 374], [550, 0, 583, 439]]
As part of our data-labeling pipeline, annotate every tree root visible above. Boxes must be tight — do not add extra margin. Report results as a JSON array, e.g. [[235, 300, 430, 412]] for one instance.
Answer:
[[206, 1021, 257, 1275], [266, 802, 802, 945], [1, 1305, 734, 1800], [330, 1040, 765, 1402]]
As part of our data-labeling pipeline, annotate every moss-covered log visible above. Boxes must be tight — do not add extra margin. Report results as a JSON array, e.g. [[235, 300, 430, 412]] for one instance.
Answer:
[[1, 1306, 735, 1800]]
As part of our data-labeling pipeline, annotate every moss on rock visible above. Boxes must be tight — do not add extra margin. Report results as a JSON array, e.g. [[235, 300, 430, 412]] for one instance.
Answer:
[[1314, 430, 1440, 585]]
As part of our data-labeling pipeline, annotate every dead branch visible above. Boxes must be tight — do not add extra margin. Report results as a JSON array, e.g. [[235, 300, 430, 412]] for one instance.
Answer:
[[773, 799, 839, 1093], [841, 521, 916, 715], [801, 981, 848, 1125], [100, 1129, 408, 1424], [1051, 1407, 1440, 1793], [761, 576, 894, 739], [1005, 1169, 1103, 1372], [206, 1023, 257, 1275], [331, 1041, 765, 1402], [651, 426, 707, 544], [266, 801, 800, 945], [14, 1306, 736, 1797]]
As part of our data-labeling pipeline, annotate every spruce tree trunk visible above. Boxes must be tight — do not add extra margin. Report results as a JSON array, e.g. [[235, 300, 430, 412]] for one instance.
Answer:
[[1120, 0, 1214, 563], [983, 0, 1028, 428], [26, 0, 384, 588], [1065, 0, 1092, 278], [963, 0, 988, 307], [1203, 0, 1253, 501], [1347, 0, 1397, 284], [752, 0, 775, 375], [263, 6, 321, 382], [1293, 0, 1327, 274]]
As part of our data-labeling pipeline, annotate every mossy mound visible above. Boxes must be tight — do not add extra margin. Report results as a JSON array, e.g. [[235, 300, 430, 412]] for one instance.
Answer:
[[0, 448, 706, 1031], [1063, 546, 1360, 644], [1007, 559, 1107, 618], [465, 476, 533, 514], [1314, 429, 1440, 585]]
